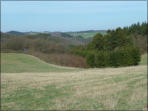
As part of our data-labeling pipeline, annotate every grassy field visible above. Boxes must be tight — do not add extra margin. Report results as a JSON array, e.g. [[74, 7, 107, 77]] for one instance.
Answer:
[[1, 53, 81, 73], [1, 53, 147, 110], [68, 31, 106, 38]]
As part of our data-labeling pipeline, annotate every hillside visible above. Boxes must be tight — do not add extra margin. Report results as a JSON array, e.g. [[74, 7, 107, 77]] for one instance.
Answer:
[[1, 32, 89, 68], [1, 53, 81, 73], [6, 31, 26, 35], [1, 32, 86, 46], [68, 31, 106, 38], [1, 53, 147, 73], [1, 53, 147, 110]]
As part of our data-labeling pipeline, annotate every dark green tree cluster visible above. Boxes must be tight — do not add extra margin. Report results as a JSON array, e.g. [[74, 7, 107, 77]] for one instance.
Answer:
[[122, 22, 147, 53], [73, 27, 141, 68], [122, 22, 148, 35]]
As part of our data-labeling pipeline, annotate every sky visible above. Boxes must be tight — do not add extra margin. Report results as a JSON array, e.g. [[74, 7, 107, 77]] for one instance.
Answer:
[[1, 1, 147, 32]]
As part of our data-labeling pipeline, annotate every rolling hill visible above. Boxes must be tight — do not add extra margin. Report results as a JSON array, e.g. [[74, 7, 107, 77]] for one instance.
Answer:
[[5, 30, 106, 39], [1, 53, 81, 73], [1, 32, 86, 46], [6, 31, 26, 35], [67, 30, 106, 38]]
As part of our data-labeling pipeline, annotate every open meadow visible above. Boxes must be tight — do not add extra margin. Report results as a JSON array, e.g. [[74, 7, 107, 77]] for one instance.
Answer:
[[1, 53, 147, 110], [1, 1, 147, 110]]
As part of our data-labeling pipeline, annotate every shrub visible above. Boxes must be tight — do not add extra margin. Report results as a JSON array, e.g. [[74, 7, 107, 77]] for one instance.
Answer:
[[72, 46, 88, 57], [130, 47, 141, 65], [95, 51, 110, 67], [109, 47, 141, 67], [85, 47, 141, 67], [86, 51, 96, 67], [28, 51, 88, 68]]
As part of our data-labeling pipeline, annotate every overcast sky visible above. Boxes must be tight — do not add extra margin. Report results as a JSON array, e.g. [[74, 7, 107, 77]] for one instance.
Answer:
[[1, 1, 147, 32]]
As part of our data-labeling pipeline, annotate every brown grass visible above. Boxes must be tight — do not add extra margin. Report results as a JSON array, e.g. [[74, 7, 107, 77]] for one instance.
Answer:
[[1, 65, 147, 110]]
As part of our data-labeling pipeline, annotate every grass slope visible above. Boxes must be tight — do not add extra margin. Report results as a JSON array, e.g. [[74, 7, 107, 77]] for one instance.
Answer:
[[1, 53, 147, 110], [1, 53, 80, 73]]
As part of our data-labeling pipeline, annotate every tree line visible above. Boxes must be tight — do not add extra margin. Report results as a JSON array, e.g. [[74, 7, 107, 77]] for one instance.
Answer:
[[72, 22, 147, 67], [1, 33, 88, 68]]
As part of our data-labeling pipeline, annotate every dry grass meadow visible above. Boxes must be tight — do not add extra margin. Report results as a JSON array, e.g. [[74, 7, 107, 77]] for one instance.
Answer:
[[1, 53, 147, 110]]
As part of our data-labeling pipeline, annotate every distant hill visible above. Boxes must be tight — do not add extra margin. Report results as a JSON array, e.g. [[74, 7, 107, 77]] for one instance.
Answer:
[[67, 30, 107, 38], [6, 31, 26, 35], [50, 32, 73, 38], [2, 31, 92, 46], [69, 30, 106, 33]]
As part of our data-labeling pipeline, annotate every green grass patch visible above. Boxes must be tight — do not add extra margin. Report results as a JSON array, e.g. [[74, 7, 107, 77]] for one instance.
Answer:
[[2, 84, 72, 110], [1, 53, 81, 73], [140, 53, 147, 65]]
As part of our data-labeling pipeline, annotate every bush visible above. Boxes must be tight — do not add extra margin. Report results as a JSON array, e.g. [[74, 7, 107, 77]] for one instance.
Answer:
[[85, 47, 141, 67], [130, 47, 141, 65], [86, 51, 96, 67], [72, 46, 88, 57], [95, 51, 110, 67], [28, 51, 88, 68], [109, 47, 141, 67]]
